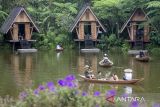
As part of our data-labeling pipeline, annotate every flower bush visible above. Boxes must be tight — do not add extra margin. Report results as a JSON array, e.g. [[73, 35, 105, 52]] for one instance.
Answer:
[[1, 74, 156, 107], [14, 74, 107, 107]]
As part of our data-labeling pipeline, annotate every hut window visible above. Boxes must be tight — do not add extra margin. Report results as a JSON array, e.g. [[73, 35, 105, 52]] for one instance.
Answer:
[[18, 24, 25, 40]]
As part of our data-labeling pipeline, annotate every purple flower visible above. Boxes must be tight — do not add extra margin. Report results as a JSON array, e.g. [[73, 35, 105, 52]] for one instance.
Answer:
[[49, 87, 55, 92], [38, 85, 45, 91], [106, 89, 116, 97], [65, 74, 75, 81], [19, 91, 27, 100], [58, 79, 67, 87], [46, 82, 55, 91], [95, 104, 99, 107], [67, 82, 76, 88], [34, 89, 39, 95], [94, 91, 100, 97], [47, 81, 54, 88], [130, 101, 139, 107], [152, 103, 160, 107], [82, 91, 87, 96]]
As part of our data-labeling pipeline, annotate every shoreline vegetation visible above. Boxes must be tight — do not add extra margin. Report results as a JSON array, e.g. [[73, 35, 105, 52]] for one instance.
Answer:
[[0, 1, 160, 51]]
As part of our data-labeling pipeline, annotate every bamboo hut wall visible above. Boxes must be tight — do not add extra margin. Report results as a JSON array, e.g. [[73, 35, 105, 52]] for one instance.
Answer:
[[79, 23, 84, 39], [133, 23, 137, 41], [91, 22, 97, 39], [25, 23, 31, 40], [13, 24, 18, 40], [131, 11, 146, 21], [15, 11, 30, 22], [144, 25, 150, 42], [130, 23, 134, 41], [80, 9, 96, 21]]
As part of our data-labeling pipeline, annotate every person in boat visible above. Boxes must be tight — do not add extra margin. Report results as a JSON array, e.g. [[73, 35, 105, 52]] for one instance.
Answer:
[[97, 71, 102, 79], [123, 69, 132, 80], [88, 67, 96, 79], [84, 65, 95, 79], [139, 51, 145, 58], [103, 54, 110, 64], [56, 43, 63, 50], [84, 65, 90, 78], [110, 74, 119, 81]]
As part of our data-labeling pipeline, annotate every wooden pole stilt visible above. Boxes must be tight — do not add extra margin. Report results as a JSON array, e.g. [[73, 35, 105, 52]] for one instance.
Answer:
[[12, 42, 15, 52]]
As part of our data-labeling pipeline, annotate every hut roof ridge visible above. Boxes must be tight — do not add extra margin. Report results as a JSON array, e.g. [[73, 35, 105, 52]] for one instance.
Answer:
[[0, 6, 39, 34], [69, 5, 106, 32], [120, 8, 149, 33]]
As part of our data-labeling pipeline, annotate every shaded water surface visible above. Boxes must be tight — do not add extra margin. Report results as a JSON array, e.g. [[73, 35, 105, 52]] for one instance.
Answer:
[[0, 49, 160, 105]]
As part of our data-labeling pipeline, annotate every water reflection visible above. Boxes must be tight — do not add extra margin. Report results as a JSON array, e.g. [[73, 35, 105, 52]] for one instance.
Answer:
[[124, 86, 132, 94], [128, 56, 150, 79], [77, 53, 98, 73], [10, 54, 35, 88], [56, 52, 61, 61], [0, 49, 160, 98]]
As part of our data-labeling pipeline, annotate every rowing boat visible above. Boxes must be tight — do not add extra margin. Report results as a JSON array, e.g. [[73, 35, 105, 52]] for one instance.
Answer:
[[99, 60, 113, 67], [135, 55, 150, 62], [79, 75, 144, 84]]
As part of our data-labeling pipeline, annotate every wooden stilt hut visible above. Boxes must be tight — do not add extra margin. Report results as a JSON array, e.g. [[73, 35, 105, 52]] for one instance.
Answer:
[[0, 6, 39, 51], [120, 8, 150, 49], [69, 4, 106, 49]]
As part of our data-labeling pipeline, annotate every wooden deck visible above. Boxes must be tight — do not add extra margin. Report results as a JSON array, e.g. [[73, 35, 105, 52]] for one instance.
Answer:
[[80, 48, 100, 53], [17, 49, 37, 53], [74, 39, 102, 42], [128, 50, 148, 55], [9, 40, 36, 43]]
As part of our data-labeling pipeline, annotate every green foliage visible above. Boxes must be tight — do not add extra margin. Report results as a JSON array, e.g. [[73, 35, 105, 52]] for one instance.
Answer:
[[0, 5, 8, 25], [25, 0, 77, 49], [1, 0, 160, 49], [107, 34, 122, 47], [98, 34, 122, 50], [149, 31, 160, 45], [121, 42, 130, 54], [151, 48, 160, 56]]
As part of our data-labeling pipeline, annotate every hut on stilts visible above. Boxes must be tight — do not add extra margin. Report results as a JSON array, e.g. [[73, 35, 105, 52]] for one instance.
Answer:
[[0, 6, 39, 52], [120, 8, 151, 49], [69, 4, 106, 49]]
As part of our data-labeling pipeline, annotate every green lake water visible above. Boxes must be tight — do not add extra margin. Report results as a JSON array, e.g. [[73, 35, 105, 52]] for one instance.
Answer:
[[0, 49, 160, 106]]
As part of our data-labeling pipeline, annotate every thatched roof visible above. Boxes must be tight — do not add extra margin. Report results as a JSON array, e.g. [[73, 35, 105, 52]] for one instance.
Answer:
[[69, 5, 106, 32], [120, 8, 149, 33], [0, 6, 39, 34]]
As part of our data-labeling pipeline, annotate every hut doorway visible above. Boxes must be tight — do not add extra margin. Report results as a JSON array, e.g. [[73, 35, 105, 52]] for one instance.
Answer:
[[18, 24, 25, 40], [84, 22, 91, 39], [136, 23, 144, 41]]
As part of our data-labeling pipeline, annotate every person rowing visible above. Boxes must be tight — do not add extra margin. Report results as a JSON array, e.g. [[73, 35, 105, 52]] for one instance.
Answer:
[[103, 54, 113, 64], [84, 65, 95, 79], [56, 43, 63, 50], [110, 74, 119, 81], [97, 71, 102, 79]]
